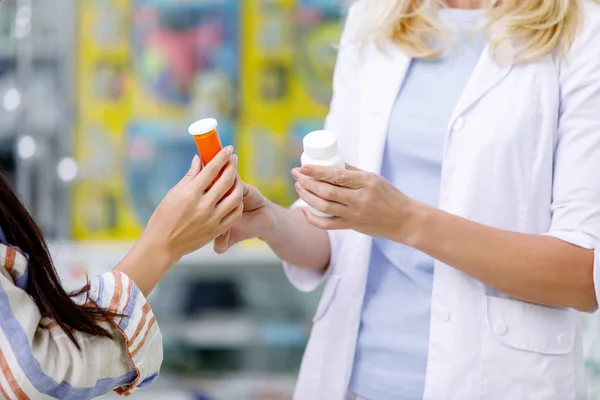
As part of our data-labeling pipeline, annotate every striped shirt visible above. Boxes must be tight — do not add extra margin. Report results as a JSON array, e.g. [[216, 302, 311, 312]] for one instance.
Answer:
[[0, 242, 163, 399]]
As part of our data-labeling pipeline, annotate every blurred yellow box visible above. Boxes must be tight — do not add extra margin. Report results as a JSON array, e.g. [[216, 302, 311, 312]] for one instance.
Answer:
[[74, 0, 343, 240]]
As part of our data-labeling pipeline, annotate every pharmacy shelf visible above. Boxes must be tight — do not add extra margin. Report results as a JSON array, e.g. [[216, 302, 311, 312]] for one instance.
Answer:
[[50, 240, 280, 267], [100, 373, 297, 400], [0, 38, 58, 60], [161, 316, 308, 349], [49, 241, 283, 290]]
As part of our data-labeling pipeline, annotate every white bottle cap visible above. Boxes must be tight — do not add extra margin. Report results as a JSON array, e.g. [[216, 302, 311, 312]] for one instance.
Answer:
[[303, 130, 340, 161], [188, 118, 218, 136]]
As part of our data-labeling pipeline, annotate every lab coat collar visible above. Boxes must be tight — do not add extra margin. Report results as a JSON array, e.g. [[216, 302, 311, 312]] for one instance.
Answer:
[[449, 43, 514, 130], [358, 41, 411, 175], [358, 40, 514, 175]]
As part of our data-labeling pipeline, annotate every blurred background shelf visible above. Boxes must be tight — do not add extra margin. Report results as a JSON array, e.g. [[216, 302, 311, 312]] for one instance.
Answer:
[[50, 241, 281, 273], [0, 38, 59, 60], [101, 373, 298, 399]]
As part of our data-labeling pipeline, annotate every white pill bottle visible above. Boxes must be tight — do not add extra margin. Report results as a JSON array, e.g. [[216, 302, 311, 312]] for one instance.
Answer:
[[301, 130, 345, 217]]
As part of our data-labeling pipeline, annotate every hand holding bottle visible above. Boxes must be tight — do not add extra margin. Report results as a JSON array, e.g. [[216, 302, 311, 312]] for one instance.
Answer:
[[213, 181, 277, 254], [145, 147, 243, 259], [118, 147, 243, 295]]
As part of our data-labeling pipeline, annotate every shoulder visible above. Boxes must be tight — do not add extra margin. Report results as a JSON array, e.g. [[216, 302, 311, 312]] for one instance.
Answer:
[[559, 0, 600, 78], [348, 0, 367, 16], [0, 243, 29, 290], [575, 0, 600, 46], [344, 0, 367, 35]]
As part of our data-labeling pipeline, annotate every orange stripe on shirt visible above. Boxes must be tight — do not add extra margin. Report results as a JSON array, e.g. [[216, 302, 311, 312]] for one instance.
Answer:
[[4, 248, 16, 274], [0, 346, 30, 400], [129, 303, 151, 347], [109, 271, 124, 313], [119, 278, 134, 326], [130, 316, 156, 358], [0, 382, 11, 400], [44, 322, 60, 330]]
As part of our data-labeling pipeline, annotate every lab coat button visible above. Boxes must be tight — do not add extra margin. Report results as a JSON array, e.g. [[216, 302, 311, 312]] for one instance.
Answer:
[[493, 320, 508, 336], [453, 117, 465, 131], [436, 306, 451, 322]]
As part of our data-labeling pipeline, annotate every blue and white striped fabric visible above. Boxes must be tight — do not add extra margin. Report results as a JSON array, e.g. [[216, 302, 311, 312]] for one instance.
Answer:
[[0, 242, 163, 399]]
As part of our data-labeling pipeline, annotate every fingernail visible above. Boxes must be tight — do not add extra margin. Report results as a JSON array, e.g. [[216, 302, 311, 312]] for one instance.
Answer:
[[294, 182, 301, 192], [291, 168, 299, 179], [300, 166, 312, 175], [233, 154, 239, 164], [191, 155, 200, 167], [225, 146, 234, 155]]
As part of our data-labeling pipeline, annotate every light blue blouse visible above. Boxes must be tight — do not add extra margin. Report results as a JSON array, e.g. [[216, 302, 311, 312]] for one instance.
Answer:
[[349, 9, 486, 400]]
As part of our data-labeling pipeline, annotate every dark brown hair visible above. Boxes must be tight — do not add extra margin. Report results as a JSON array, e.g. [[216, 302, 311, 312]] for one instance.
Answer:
[[0, 173, 118, 348]]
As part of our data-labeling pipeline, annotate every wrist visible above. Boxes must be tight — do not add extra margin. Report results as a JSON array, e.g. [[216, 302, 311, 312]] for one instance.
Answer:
[[257, 201, 281, 244], [136, 232, 181, 270], [114, 234, 180, 297], [390, 199, 433, 247]]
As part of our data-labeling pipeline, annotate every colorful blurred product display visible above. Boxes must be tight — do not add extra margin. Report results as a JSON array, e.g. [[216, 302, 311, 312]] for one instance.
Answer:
[[74, 0, 343, 240]]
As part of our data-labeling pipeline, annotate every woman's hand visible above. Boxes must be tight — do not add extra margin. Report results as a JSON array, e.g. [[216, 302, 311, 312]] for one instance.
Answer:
[[214, 181, 331, 275], [291, 164, 420, 243], [117, 147, 244, 296], [142, 147, 244, 261], [213, 182, 277, 254]]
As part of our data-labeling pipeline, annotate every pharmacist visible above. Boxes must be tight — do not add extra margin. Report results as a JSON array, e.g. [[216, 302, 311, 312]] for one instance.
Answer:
[[216, 0, 600, 399]]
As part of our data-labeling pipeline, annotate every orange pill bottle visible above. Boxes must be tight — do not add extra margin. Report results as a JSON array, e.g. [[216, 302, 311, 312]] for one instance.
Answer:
[[188, 118, 224, 168]]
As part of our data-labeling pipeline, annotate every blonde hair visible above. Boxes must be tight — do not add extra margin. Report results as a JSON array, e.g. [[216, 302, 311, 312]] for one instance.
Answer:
[[358, 0, 586, 63]]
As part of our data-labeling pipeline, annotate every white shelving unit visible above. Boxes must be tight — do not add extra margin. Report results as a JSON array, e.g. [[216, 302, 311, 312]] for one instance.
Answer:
[[50, 241, 283, 288], [100, 374, 297, 400], [0, 0, 76, 238]]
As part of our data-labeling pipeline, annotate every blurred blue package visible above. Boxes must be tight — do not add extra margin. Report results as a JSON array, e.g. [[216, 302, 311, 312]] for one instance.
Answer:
[[126, 119, 234, 224], [132, 0, 238, 110], [127, 120, 197, 223]]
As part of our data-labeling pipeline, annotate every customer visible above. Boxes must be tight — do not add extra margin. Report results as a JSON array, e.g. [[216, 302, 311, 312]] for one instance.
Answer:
[[0, 148, 242, 399], [217, 0, 600, 399]]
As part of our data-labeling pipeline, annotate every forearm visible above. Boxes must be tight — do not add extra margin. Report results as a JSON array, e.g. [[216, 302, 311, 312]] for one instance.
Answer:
[[261, 203, 330, 274], [114, 234, 178, 297], [400, 202, 596, 311]]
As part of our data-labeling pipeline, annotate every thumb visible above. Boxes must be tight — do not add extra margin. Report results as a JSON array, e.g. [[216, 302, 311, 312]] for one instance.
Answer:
[[182, 155, 201, 183], [214, 230, 232, 254], [242, 183, 265, 213]]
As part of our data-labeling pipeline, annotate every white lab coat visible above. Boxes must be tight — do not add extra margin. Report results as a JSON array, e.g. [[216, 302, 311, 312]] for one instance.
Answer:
[[283, 1, 600, 399]]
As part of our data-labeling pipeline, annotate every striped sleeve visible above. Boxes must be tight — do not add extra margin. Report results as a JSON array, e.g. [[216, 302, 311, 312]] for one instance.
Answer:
[[87, 271, 163, 396], [0, 267, 162, 400]]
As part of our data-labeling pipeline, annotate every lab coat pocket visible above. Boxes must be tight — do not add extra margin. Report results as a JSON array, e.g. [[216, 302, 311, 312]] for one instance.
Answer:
[[482, 296, 576, 400], [313, 275, 341, 323]]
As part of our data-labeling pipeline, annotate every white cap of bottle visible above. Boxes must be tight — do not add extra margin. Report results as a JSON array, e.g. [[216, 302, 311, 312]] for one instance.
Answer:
[[300, 130, 345, 218], [302, 130, 341, 161], [188, 118, 218, 136]]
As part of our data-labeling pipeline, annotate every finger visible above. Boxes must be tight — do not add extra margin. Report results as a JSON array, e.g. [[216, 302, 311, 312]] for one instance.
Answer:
[[180, 155, 201, 183], [220, 202, 244, 230], [193, 146, 234, 191], [215, 179, 244, 219], [301, 208, 345, 230], [295, 182, 346, 217], [345, 163, 360, 171], [293, 172, 351, 204], [206, 161, 238, 204], [296, 165, 364, 189]]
